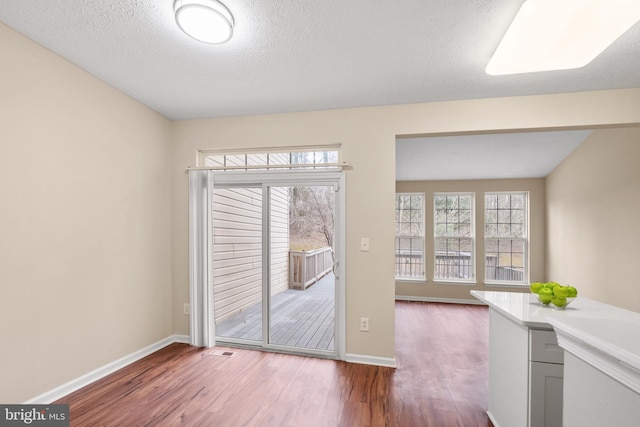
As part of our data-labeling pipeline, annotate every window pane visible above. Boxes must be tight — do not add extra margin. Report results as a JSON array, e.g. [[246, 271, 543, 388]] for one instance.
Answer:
[[498, 224, 511, 236], [511, 224, 523, 237], [511, 209, 524, 224], [484, 192, 528, 284], [512, 194, 525, 209], [460, 195, 472, 209], [433, 193, 475, 281], [498, 194, 511, 209], [485, 238, 526, 283], [485, 194, 498, 209], [435, 238, 473, 280], [458, 224, 471, 237], [485, 224, 497, 238], [459, 209, 471, 224], [396, 193, 425, 279]]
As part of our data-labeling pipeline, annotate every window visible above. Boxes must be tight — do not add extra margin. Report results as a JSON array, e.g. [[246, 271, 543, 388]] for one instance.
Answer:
[[484, 192, 528, 284], [395, 193, 425, 280], [434, 193, 474, 281], [200, 148, 340, 170]]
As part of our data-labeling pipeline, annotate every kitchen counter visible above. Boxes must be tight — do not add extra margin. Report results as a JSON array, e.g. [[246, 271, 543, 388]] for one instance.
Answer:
[[470, 290, 622, 328], [472, 290, 640, 427]]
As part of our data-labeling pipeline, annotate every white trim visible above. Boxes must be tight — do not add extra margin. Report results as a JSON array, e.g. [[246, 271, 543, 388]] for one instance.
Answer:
[[345, 353, 397, 368], [431, 280, 477, 286], [334, 174, 347, 360], [197, 144, 342, 166], [187, 162, 350, 172], [24, 335, 189, 404], [173, 334, 191, 344], [395, 295, 486, 305], [188, 170, 215, 347], [483, 282, 530, 289], [395, 278, 427, 284]]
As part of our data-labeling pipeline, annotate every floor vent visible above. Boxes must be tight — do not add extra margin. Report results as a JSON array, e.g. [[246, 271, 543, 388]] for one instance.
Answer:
[[209, 349, 236, 357]]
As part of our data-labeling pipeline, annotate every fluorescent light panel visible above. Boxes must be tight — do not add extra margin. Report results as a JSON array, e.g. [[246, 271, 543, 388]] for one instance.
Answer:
[[486, 0, 640, 75]]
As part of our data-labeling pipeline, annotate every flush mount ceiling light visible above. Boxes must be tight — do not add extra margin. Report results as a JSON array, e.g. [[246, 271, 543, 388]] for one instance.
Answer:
[[486, 0, 640, 75], [174, 0, 234, 44]]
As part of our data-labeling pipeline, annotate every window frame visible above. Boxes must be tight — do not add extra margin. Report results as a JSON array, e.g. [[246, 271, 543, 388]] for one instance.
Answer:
[[433, 192, 476, 284], [395, 192, 426, 282], [197, 145, 342, 169], [483, 191, 529, 286]]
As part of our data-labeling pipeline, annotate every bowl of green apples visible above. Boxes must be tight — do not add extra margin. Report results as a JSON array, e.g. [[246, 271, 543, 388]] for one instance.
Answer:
[[530, 281, 577, 309]]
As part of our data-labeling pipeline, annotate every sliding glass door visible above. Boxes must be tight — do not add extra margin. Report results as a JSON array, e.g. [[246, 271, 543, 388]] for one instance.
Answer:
[[211, 171, 343, 358]]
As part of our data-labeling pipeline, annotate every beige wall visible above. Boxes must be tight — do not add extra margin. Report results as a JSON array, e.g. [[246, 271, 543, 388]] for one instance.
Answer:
[[172, 89, 640, 361], [396, 179, 545, 302], [0, 24, 173, 402], [546, 127, 640, 312]]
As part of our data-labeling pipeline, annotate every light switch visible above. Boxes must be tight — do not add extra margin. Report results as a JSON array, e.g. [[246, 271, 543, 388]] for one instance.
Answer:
[[360, 237, 370, 252]]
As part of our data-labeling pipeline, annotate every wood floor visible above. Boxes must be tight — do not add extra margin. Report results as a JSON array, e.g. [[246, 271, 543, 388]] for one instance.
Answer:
[[216, 273, 335, 351], [56, 302, 492, 427]]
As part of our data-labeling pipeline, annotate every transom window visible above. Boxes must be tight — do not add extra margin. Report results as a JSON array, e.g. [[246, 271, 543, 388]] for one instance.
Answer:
[[484, 192, 528, 284], [200, 148, 339, 170], [395, 193, 425, 280], [434, 193, 475, 281]]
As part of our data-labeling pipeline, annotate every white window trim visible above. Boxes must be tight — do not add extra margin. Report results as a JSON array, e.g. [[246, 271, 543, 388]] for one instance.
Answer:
[[483, 191, 529, 286], [433, 192, 476, 283], [395, 192, 426, 281], [197, 144, 342, 167]]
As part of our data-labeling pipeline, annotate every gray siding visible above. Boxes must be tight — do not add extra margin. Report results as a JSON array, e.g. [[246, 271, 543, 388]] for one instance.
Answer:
[[212, 186, 290, 323]]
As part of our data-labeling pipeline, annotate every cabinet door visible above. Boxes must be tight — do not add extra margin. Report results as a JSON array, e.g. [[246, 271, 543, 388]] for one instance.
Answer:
[[530, 361, 563, 427]]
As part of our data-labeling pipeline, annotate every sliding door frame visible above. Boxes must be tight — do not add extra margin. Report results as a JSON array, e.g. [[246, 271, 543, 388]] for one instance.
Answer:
[[210, 169, 346, 360]]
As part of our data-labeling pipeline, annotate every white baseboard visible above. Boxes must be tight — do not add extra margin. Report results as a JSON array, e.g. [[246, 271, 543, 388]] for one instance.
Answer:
[[395, 295, 485, 305], [25, 334, 189, 404], [173, 334, 190, 344], [346, 353, 397, 368]]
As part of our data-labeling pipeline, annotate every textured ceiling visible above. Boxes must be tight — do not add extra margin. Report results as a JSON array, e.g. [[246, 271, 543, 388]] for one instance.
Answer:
[[2, 0, 640, 120]]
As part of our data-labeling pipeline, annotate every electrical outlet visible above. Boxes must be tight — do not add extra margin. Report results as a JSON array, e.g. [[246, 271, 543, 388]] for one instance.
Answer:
[[184, 303, 190, 315], [360, 317, 369, 332]]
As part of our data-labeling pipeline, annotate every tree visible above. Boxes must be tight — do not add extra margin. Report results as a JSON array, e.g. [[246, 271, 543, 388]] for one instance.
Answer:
[[289, 186, 335, 249]]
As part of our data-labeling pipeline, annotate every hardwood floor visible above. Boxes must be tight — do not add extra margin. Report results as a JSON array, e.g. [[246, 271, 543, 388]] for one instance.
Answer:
[[56, 302, 492, 426]]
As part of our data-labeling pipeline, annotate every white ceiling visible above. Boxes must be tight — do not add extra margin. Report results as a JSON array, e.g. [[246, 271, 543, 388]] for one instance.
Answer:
[[1, 1, 637, 180], [1, 0, 640, 121], [396, 130, 592, 181]]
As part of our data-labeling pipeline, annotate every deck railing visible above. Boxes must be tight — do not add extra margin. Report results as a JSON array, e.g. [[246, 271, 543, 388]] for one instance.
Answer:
[[396, 252, 524, 282], [289, 247, 333, 290]]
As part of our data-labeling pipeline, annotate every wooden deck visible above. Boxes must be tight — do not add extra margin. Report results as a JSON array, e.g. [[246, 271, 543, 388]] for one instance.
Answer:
[[215, 273, 335, 351]]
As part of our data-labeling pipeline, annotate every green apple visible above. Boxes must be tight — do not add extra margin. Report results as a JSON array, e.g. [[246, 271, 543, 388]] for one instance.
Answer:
[[567, 286, 578, 298], [530, 282, 544, 294], [538, 288, 553, 304], [553, 286, 570, 297], [545, 281, 560, 290], [551, 296, 567, 307]]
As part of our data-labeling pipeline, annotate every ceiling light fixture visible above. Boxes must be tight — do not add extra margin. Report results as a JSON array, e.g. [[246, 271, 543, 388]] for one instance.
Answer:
[[174, 0, 234, 44], [486, 0, 640, 75]]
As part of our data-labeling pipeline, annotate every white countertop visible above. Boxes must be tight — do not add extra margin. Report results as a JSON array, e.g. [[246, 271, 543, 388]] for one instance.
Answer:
[[470, 290, 616, 329], [471, 290, 640, 394]]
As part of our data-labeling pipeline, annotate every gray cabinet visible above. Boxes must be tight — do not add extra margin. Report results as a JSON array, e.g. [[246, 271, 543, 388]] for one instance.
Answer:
[[529, 329, 564, 427]]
